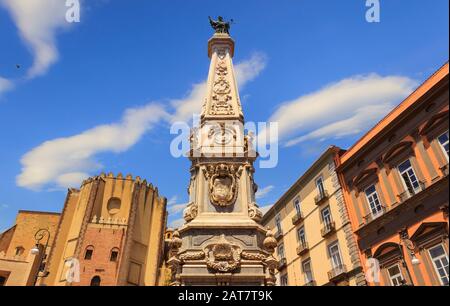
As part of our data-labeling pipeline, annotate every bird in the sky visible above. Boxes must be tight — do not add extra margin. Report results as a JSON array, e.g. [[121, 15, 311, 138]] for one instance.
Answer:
[[16, 64, 21, 69]]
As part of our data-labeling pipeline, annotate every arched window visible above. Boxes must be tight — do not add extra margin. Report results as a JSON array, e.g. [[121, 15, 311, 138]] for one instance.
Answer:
[[107, 197, 121, 215], [15, 246, 25, 256], [110, 248, 119, 262], [90, 275, 101, 286], [84, 245, 94, 260]]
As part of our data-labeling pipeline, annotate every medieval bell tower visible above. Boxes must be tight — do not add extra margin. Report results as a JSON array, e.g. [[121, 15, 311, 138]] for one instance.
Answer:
[[167, 17, 278, 286]]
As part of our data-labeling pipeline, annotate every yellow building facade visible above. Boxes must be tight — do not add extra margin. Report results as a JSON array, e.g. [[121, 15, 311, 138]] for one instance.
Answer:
[[262, 147, 366, 286], [0, 211, 60, 286]]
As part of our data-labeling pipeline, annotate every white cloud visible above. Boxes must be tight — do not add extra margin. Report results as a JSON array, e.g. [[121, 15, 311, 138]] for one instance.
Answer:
[[259, 74, 417, 147], [260, 204, 273, 216], [17, 103, 168, 190], [255, 185, 274, 199], [17, 54, 266, 191], [169, 203, 188, 215], [170, 53, 267, 123], [167, 196, 178, 206], [166, 196, 188, 214], [234, 53, 267, 87], [169, 217, 185, 229], [0, 77, 14, 97], [0, 0, 71, 78]]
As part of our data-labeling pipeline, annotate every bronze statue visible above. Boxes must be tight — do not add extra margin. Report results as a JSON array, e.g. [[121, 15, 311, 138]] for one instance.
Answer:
[[209, 16, 233, 34]]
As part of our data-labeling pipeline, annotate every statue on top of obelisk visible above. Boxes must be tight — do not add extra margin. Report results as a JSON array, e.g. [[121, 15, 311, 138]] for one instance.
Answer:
[[208, 16, 233, 34]]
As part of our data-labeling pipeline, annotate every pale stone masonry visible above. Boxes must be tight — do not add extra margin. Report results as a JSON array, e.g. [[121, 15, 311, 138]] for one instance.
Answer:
[[165, 30, 278, 286]]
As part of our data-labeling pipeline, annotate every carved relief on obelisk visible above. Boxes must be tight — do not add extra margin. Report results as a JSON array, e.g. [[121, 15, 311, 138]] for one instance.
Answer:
[[168, 16, 277, 286]]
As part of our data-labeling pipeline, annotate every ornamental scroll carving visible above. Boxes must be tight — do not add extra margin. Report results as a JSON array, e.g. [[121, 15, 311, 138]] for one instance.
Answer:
[[248, 202, 263, 222], [204, 164, 239, 207], [183, 202, 198, 223], [211, 59, 234, 116], [203, 235, 242, 272]]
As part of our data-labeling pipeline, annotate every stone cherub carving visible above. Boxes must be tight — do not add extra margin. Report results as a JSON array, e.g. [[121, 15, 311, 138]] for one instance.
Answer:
[[208, 16, 233, 34]]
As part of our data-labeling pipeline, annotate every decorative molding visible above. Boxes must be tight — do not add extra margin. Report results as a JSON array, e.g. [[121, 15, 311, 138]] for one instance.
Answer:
[[204, 164, 239, 207], [204, 235, 242, 272]]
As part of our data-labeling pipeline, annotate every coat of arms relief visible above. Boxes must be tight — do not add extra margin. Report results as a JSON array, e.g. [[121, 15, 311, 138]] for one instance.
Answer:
[[204, 164, 239, 207]]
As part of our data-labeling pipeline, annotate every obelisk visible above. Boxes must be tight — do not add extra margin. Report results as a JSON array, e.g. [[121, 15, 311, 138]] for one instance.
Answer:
[[167, 17, 278, 286]]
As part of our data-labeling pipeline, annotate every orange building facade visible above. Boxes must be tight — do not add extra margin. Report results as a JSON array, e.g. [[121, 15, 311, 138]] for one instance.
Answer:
[[337, 63, 449, 286]]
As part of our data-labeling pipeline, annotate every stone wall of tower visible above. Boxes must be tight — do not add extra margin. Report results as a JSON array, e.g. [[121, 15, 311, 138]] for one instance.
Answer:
[[42, 173, 167, 286]]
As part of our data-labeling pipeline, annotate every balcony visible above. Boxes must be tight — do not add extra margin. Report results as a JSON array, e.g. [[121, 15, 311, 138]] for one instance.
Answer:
[[274, 230, 284, 241], [397, 181, 426, 203], [321, 221, 336, 238], [441, 164, 449, 177], [291, 211, 304, 225], [327, 264, 347, 282], [314, 190, 329, 205], [296, 242, 309, 256], [278, 257, 287, 270], [363, 206, 387, 225], [303, 280, 316, 286]]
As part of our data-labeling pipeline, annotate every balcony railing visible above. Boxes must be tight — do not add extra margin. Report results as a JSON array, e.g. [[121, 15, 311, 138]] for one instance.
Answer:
[[321, 221, 336, 238], [303, 280, 316, 286], [314, 190, 329, 205], [441, 164, 449, 177], [363, 206, 387, 224], [327, 264, 347, 282], [291, 211, 304, 225], [274, 230, 284, 241], [397, 181, 426, 203], [278, 257, 287, 270], [296, 242, 309, 256]]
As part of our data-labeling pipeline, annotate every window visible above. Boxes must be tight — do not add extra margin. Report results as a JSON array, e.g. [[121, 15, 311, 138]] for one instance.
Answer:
[[0, 276, 6, 286], [398, 159, 421, 196], [278, 244, 285, 260], [438, 131, 449, 159], [387, 264, 405, 286], [365, 185, 383, 217], [280, 274, 288, 286], [321, 206, 332, 226], [293, 197, 301, 215], [110, 248, 119, 262], [107, 197, 121, 215], [428, 244, 449, 286], [90, 275, 101, 286], [302, 259, 314, 284], [275, 214, 282, 234], [297, 226, 307, 245], [316, 176, 325, 198], [328, 242, 343, 269], [15, 246, 24, 256], [84, 246, 94, 260]]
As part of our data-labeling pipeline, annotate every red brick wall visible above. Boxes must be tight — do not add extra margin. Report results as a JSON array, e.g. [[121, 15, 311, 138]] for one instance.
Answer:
[[76, 226, 126, 286]]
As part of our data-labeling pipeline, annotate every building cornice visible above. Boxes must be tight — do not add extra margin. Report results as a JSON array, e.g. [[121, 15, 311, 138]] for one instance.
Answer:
[[338, 62, 449, 171]]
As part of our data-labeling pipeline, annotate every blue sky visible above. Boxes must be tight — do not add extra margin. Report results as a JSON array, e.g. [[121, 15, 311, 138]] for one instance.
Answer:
[[0, 0, 448, 230]]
